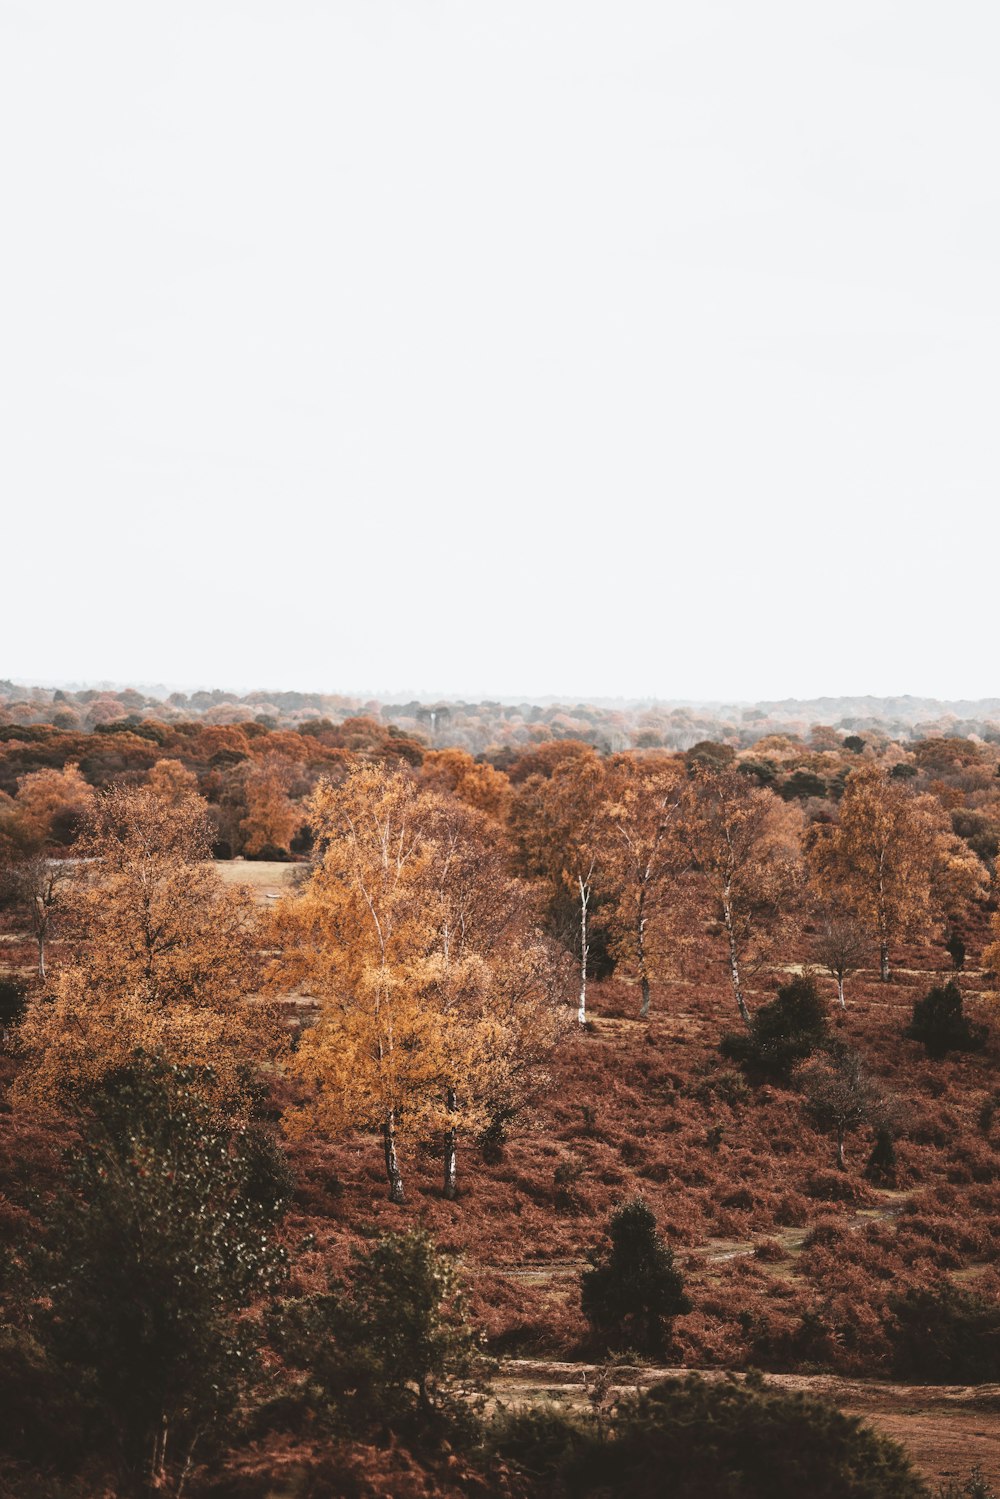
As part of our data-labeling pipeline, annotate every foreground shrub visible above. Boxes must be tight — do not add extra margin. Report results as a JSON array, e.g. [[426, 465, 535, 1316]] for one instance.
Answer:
[[271, 1228, 488, 1440], [888, 1281, 1000, 1383], [904, 981, 987, 1059], [11, 1057, 289, 1493], [581, 1198, 690, 1357], [488, 1372, 927, 1497], [721, 975, 829, 1081]]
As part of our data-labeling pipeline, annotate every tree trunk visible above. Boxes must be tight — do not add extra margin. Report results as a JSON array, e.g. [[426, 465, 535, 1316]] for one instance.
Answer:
[[32, 896, 47, 982], [879, 942, 890, 983], [836, 975, 845, 1008], [637, 887, 650, 1019], [723, 898, 752, 1029], [443, 1086, 458, 1200], [836, 1128, 847, 1171], [382, 1112, 405, 1204], [577, 873, 589, 1026]]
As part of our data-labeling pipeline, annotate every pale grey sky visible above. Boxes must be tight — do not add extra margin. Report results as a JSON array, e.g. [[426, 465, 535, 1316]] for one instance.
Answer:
[[3, 3, 997, 700]]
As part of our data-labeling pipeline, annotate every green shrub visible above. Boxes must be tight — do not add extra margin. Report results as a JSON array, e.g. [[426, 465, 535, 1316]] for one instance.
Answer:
[[271, 1229, 488, 1440], [488, 1373, 927, 1497], [889, 1282, 1000, 1383], [934, 1470, 998, 1499], [944, 932, 966, 971], [905, 981, 986, 1059], [865, 1128, 898, 1187], [722, 975, 829, 1081], [581, 1198, 690, 1357], [0, 975, 28, 1035], [18, 1057, 289, 1490]]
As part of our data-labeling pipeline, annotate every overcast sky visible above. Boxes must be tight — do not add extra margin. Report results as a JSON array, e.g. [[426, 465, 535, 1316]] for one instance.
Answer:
[[2, 3, 997, 701]]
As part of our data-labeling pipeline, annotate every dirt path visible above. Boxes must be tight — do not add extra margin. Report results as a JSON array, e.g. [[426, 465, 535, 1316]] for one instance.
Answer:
[[493, 1359, 1000, 1489], [484, 1190, 913, 1277]]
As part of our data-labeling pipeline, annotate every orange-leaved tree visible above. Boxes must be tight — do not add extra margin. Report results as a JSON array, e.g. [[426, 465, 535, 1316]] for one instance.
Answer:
[[420, 794, 565, 1196], [13, 761, 95, 848], [419, 747, 512, 821], [273, 763, 563, 1201], [677, 766, 803, 1028], [272, 764, 453, 1203], [239, 756, 299, 856], [16, 784, 274, 1109], [599, 753, 688, 1018], [809, 764, 987, 982], [509, 747, 607, 1026]]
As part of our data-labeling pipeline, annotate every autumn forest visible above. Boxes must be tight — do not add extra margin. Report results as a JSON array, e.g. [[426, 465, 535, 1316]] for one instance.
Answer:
[[2, 695, 1000, 1496]]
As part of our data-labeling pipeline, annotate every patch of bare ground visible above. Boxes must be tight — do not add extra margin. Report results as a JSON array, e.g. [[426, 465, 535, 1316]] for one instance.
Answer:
[[212, 858, 306, 903]]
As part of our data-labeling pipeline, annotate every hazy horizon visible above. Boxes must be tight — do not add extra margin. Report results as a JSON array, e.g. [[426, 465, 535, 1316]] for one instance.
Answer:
[[9, 675, 1000, 720]]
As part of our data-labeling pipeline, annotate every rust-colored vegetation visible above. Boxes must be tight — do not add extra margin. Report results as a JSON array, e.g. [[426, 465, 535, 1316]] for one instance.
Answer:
[[1, 701, 999, 1495]]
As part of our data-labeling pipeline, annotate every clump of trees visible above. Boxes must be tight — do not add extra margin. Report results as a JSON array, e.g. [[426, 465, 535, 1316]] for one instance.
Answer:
[[14, 782, 282, 1110], [4, 712, 1000, 1495], [809, 765, 986, 983], [274, 763, 565, 1202], [677, 767, 802, 1028]]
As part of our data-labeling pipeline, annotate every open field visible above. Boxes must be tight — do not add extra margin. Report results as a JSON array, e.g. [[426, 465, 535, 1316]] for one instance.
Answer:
[[213, 858, 306, 903]]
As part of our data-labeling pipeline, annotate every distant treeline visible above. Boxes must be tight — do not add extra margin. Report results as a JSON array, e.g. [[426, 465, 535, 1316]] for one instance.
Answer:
[[3, 681, 1000, 755], [1, 708, 999, 873]]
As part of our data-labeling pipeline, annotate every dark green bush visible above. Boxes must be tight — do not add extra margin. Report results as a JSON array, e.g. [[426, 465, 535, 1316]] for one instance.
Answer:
[[488, 1373, 927, 1497], [934, 1470, 999, 1499], [944, 932, 966, 971], [581, 1198, 690, 1357], [15, 1057, 289, 1491], [904, 982, 986, 1059], [722, 975, 829, 1081], [271, 1229, 488, 1440], [245, 842, 291, 861], [779, 769, 828, 801], [888, 1282, 1000, 1383], [865, 1127, 898, 1187], [0, 975, 28, 1034]]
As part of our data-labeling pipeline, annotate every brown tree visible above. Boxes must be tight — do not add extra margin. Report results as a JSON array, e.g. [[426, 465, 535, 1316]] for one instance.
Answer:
[[0, 851, 71, 980], [274, 764, 563, 1201], [677, 767, 802, 1028], [146, 757, 200, 805], [813, 913, 869, 1008], [797, 1049, 891, 1171], [509, 748, 606, 1025], [809, 764, 987, 982], [420, 795, 564, 1195], [419, 748, 512, 821], [239, 757, 299, 856], [16, 784, 272, 1108], [600, 754, 687, 1018], [13, 762, 94, 847]]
